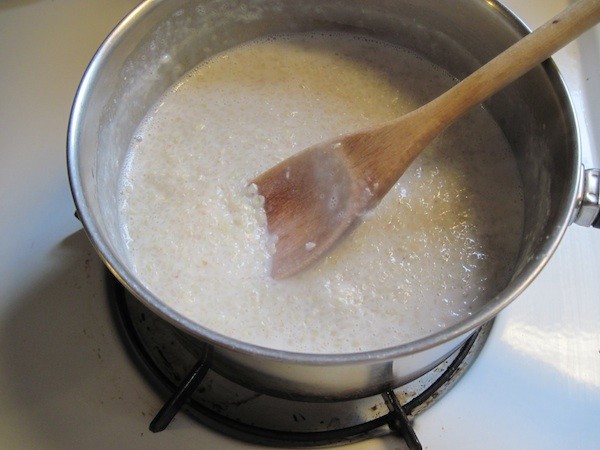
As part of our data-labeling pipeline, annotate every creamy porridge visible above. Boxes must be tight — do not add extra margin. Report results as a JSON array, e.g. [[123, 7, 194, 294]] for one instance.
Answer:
[[118, 32, 524, 353]]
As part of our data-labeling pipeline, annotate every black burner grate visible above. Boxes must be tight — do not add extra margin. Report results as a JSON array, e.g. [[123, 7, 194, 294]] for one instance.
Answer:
[[107, 272, 490, 449]]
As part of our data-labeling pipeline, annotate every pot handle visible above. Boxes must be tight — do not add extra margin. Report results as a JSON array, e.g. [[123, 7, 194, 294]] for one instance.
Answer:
[[573, 167, 600, 228]]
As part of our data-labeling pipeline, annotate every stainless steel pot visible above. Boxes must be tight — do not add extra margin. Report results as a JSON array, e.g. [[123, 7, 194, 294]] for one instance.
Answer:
[[67, 0, 600, 401]]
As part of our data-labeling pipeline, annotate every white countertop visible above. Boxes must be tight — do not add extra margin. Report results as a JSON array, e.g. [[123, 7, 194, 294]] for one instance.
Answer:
[[1, 1, 599, 449]]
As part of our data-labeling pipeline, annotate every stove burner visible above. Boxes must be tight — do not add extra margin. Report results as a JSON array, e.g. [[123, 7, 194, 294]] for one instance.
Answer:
[[107, 272, 491, 449]]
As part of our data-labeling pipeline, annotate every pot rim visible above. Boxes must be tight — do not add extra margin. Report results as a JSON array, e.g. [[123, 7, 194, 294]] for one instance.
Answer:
[[67, 0, 581, 365]]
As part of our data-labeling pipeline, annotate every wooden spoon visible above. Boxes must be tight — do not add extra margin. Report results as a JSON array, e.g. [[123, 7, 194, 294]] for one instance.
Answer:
[[253, 0, 600, 279]]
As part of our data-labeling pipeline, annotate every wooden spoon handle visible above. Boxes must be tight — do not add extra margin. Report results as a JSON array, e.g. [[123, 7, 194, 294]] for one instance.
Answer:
[[358, 0, 600, 201], [424, 0, 600, 127]]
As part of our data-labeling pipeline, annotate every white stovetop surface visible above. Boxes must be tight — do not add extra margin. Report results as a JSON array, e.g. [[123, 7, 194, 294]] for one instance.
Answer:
[[1, 1, 599, 449]]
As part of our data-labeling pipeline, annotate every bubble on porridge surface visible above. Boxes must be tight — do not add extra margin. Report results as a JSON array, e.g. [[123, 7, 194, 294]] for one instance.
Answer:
[[118, 32, 523, 354]]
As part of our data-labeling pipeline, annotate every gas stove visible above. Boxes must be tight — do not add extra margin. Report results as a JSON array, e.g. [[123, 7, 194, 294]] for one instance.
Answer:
[[1, 1, 599, 449]]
